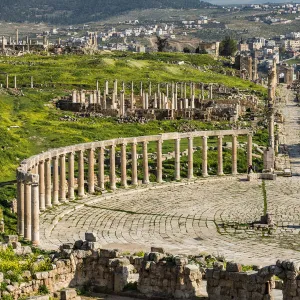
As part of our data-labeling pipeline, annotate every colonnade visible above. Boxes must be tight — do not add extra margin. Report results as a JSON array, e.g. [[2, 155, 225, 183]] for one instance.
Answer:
[[71, 80, 220, 111], [17, 129, 252, 245]]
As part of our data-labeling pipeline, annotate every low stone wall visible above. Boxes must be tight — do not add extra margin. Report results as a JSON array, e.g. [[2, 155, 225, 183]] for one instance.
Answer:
[[138, 252, 202, 299], [206, 262, 273, 300], [1, 234, 136, 299], [206, 260, 300, 300]]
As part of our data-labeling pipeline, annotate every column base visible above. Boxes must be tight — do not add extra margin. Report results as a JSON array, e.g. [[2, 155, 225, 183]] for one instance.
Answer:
[[202, 173, 209, 178], [143, 180, 150, 185], [217, 173, 224, 176]]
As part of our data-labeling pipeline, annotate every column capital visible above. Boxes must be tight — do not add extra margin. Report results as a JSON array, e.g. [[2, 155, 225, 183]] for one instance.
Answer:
[[247, 132, 253, 137], [143, 140, 149, 145], [218, 135, 224, 139]]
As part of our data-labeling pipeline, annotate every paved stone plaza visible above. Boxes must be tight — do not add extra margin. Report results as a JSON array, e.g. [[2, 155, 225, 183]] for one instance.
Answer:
[[40, 176, 300, 267]]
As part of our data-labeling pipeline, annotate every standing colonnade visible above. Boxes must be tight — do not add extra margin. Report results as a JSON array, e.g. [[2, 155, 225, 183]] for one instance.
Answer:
[[17, 129, 252, 245]]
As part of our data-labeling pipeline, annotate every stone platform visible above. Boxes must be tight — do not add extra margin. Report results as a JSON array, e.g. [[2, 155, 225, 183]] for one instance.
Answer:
[[40, 176, 300, 267]]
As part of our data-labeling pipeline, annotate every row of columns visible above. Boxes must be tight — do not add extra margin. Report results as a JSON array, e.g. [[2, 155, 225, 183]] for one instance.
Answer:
[[3, 75, 34, 89], [17, 133, 252, 245]]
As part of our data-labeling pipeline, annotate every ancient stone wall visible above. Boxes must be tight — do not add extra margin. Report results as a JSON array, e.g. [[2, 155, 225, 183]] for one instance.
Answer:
[[206, 262, 274, 300], [206, 260, 300, 300], [1, 234, 136, 299], [138, 251, 202, 299]]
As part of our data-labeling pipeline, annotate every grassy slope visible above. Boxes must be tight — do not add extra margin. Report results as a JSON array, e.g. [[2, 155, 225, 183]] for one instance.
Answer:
[[0, 52, 267, 234]]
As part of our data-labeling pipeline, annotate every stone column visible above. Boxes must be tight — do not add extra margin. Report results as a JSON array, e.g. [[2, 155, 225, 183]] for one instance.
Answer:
[[14, 76, 17, 89], [247, 134, 253, 167], [131, 142, 138, 185], [175, 138, 181, 181], [157, 139, 163, 183], [38, 160, 45, 211], [210, 84, 213, 100], [59, 154, 66, 202], [17, 179, 24, 236], [31, 179, 39, 245], [98, 147, 105, 190], [45, 159, 52, 208], [96, 80, 99, 91], [140, 81, 143, 96], [217, 136, 224, 176], [232, 135, 238, 175], [105, 80, 109, 95], [166, 83, 169, 98], [78, 150, 85, 198], [120, 91, 125, 116], [110, 145, 116, 190], [6, 74, 9, 89], [188, 137, 194, 179], [121, 143, 127, 187], [103, 92, 107, 109], [31, 76, 34, 88], [184, 82, 187, 99], [72, 90, 77, 103], [145, 93, 149, 110], [68, 152, 75, 200], [24, 180, 32, 240], [149, 82, 152, 96], [143, 141, 149, 184], [201, 83, 204, 100], [88, 149, 95, 194], [202, 136, 208, 177], [52, 156, 59, 205]]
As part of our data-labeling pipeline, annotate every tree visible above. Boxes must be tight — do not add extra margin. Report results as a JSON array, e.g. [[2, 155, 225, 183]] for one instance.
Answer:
[[279, 45, 286, 59], [155, 36, 169, 52], [183, 47, 191, 53], [219, 36, 237, 57], [195, 46, 208, 54]]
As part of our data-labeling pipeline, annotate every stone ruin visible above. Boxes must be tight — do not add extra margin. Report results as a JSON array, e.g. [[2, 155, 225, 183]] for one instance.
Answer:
[[55, 80, 261, 121], [1, 233, 300, 300], [207, 260, 300, 300]]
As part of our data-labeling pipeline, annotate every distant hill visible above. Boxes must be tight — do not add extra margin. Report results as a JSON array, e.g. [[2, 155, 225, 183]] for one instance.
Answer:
[[0, 0, 214, 25]]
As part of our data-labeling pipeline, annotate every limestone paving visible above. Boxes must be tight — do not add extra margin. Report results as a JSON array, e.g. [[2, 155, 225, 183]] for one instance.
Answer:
[[40, 176, 300, 267]]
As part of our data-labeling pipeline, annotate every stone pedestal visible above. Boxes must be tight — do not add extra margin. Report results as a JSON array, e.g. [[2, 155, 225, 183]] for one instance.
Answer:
[[263, 148, 275, 170]]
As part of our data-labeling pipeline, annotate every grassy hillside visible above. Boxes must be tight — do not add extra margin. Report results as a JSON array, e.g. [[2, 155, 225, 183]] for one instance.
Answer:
[[0, 52, 268, 235], [0, 0, 213, 24]]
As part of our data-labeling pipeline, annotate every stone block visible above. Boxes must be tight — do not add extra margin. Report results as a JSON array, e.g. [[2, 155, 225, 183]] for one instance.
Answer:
[[175, 256, 188, 266], [27, 296, 50, 300], [100, 249, 119, 258], [60, 243, 74, 250], [61, 288, 78, 300], [226, 262, 242, 273], [4, 235, 18, 243], [151, 247, 165, 254], [85, 232, 97, 242], [87, 241, 101, 250], [74, 240, 83, 249]]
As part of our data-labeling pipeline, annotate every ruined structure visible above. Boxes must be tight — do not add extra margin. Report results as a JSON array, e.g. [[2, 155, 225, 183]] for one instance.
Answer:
[[16, 129, 253, 246], [1, 233, 300, 300], [277, 64, 294, 85], [239, 53, 258, 81], [56, 80, 260, 121], [197, 41, 220, 57]]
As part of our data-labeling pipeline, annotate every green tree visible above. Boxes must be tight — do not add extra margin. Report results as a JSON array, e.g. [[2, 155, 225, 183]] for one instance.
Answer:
[[219, 36, 237, 57], [195, 46, 208, 54], [183, 47, 191, 53], [155, 36, 169, 52], [279, 45, 286, 59]]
